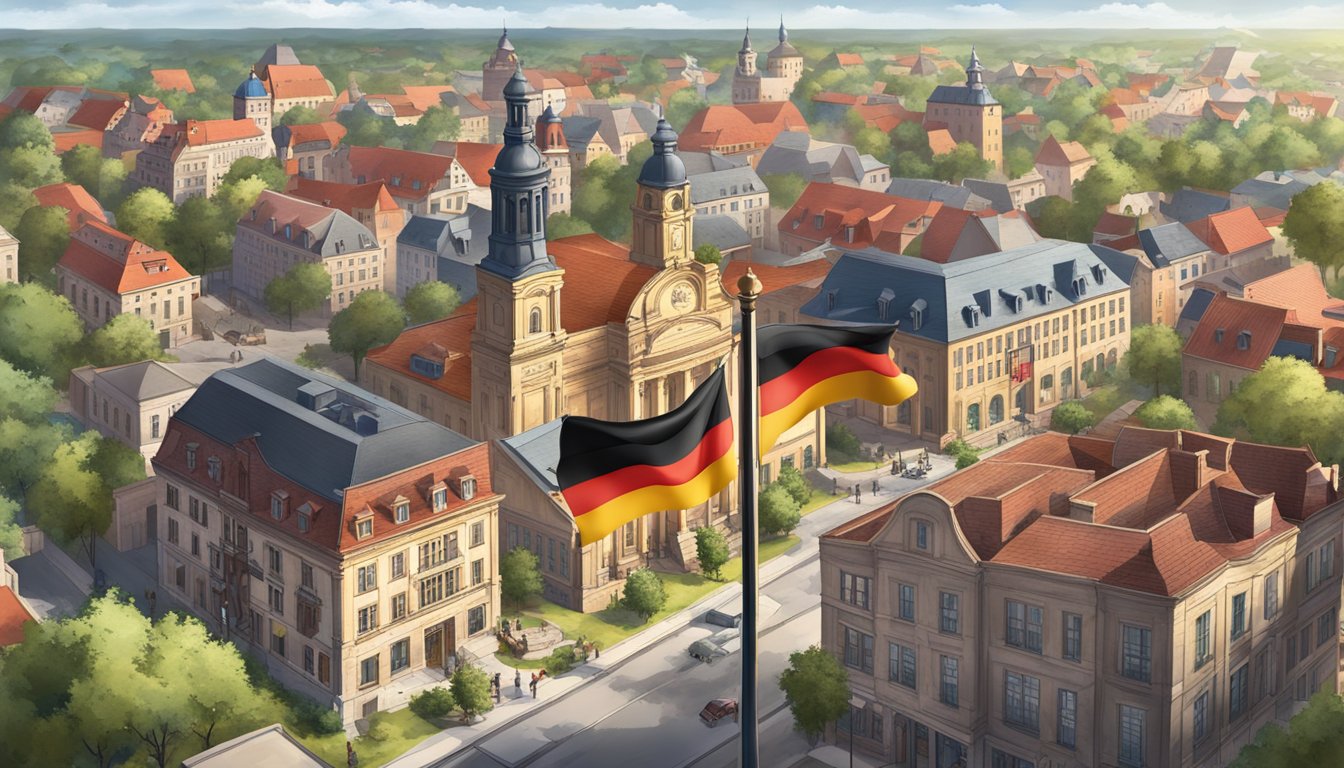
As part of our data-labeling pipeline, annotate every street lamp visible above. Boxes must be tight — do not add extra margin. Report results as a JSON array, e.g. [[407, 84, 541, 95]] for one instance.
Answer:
[[848, 694, 866, 768]]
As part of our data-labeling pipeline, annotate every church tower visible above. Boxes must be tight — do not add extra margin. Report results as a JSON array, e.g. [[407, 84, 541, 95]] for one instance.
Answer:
[[482, 26, 519, 106], [233, 70, 275, 157], [732, 27, 760, 104], [471, 65, 567, 441], [924, 47, 1003, 172], [630, 119, 693, 270], [536, 105, 571, 215], [766, 17, 804, 91]]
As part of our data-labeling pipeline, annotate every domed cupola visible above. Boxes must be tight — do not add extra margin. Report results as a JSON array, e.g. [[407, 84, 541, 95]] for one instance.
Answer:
[[234, 70, 268, 99], [481, 62, 553, 281], [638, 119, 687, 189]]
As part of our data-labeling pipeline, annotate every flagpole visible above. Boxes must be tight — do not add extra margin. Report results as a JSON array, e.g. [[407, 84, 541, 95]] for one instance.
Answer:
[[736, 269, 762, 768]]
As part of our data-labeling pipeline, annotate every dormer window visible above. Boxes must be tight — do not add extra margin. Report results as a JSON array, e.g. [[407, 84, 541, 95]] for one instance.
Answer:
[[814, 214, 824, 230], [207, 456, 222, 482], [844, 226, 855, 243], [458, 475, 477, 501], [1237, 331, 1251, 350], [283, 224, 292, 240], [356, 517, 373, 539], [1072, 277, 1087, 296], [963, 304, 981, 328], [412, 180, 422, 191], [393, 496, 410, 524], [1327, 346, 1339, 368], [1092, 264, 1107, 284], [186, 442, 198, 470], [431, 483, 449, 512], [876, 288, 894, 321], [827, 289, 838, 311], [1214, 328, 1225, 344], [297, 502, 316, 533], [391, 175, 402, 186], [271, 491, 289, 521]]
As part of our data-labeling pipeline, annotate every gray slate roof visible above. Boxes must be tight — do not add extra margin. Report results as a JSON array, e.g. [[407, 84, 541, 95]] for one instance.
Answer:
[[927, 83, 999, 106], [688, 166, 766, 205], [398, 214, 453, 251], [678, 151, 744, 176], [1160, 188, 1230, 223], [97, 360, 195, 401], [498, 418, 563, 493], [961, 178, 1015, 213], [1230, 171, 1325, 210], [802, 239, 1130, 344], [885, 178, 990, 210], [561, 116, 603, 147], [1137, 221, 1211, 268], [173, 358, 475, 501], [693, 215, 751, 251]]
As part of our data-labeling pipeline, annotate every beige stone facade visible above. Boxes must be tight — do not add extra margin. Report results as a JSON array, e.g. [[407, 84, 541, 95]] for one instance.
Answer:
[[0, 224, 16, 284], [131, 119, 272, 203], [69, 360, 196, 463]]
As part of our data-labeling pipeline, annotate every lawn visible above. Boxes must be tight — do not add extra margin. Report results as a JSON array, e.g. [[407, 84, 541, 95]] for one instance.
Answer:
[[799, 487, 839, 516], [827, 459, 886, 473], [301, 708, 445, 768], [519, 534, 800, 650], [1081, 384, 1125, 421]]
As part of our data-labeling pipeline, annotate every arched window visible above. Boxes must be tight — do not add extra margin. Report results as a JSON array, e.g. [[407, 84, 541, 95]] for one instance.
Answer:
[[989, 395, 1004, 425], [671, 194, 684, 211], [529, 307, 542, 334], [1039, 374, 1055, 404], [897, 400, 912, 425], [643, 192, 653, 210], [519, 195, 531, 235], [1188, 370, 1199, 396], [1107, 348, 1118, 369], [1095, 354, 1105, 376], [967, 403, 981, 432], [537, 193, 545, 231], [803, 445, 814, 469], [1061, 367, 1073, 398]]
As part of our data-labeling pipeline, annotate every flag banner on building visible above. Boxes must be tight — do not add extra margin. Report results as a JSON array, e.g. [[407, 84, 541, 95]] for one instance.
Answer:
[[557, 366, 736, 546], [758, 323, 918, 455]]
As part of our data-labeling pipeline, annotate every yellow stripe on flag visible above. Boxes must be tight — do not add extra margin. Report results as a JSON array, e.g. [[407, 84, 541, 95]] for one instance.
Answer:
[[760, 370, 918, 458], [573, 448, 738, 546]]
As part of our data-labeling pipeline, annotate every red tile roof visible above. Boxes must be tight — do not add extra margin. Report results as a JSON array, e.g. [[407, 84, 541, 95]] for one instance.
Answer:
[[51, 129, 105, 154], [1182, 293, 1288, 370], [182, 118, 263, 146], [59, 220, 195, 294], [1036, 135, 1093, 166], [782, 182, 942, 255], [66, 98, 126, 131], [151, 68, 195, 93], [345, 145, 457, 202], [287, 177, 398, 215], [719, 258, 832, 296], [284, 120, 346, 150], [437, 141, 502, 187], [1185, 206, 1273, 255], [1094, 211, 1138, 237], [679, 103, 809, 154], [367, 234, 653, 404], [1127, 72, 1170, 94], [833, 53, 865, 67], [813, 92, 863, 106], [0, 586, 36, 647], [826, 427, 1332, 596], [33, 182, 107, 229], [926, 128, 956, 156], [852, 102, 916, 133], [399, 85, 457, 113], [264, 64, 335, 101]]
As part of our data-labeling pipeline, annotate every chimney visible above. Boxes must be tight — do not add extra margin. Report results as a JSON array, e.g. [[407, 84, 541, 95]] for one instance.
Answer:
[[1223, 488, 1273, 539], [1170, 449, 1208, 500], [1068, 499, 1096, 523]]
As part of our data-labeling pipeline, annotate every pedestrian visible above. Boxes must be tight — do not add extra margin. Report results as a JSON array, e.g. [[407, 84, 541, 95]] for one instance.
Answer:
[[346, 740, 359, 768], [594, 644, 600, 659], [854, 484, 861, 503], [872, 478, 879, 495], [148, 590, 157, 615], [877, 443, 885, 460], [832, 477, 838, 495], [514, 670, 522, 694], [530, 673, 538, 698]]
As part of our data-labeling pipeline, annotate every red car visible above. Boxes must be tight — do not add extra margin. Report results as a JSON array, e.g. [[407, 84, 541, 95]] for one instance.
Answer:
[[699, 698, 739, 727]]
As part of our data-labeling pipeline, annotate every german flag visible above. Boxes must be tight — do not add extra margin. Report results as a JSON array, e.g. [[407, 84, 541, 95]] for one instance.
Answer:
[[557, 367, 736, 546], [759, 324, 917, 455]]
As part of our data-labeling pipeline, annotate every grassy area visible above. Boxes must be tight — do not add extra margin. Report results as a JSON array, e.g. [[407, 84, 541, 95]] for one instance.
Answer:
[[296, 342, 341, 370], [494, 650, 549, 669], [800, 487, 839, 516], [828, 459, 886, 473], [1081, 384, 1125, 421], [301, 708, 445, 768], [520, 534, 800, 649]]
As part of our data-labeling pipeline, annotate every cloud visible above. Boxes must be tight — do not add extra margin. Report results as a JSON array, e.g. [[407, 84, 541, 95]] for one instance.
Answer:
[[948, 3, 1015, 17]]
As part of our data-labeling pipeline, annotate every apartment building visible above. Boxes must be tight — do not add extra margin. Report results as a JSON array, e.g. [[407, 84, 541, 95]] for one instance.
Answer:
[[233, 190, 384, 315], [56, 220, 198, 347], [802, 239, 1133, 447], [689, 166, 770, 248], [820, 427, 1343, 768], [152, 359, 500, 725], [130, 118, 271, 202], [328, 145, 474, 216], [287, 178, 406, 294]]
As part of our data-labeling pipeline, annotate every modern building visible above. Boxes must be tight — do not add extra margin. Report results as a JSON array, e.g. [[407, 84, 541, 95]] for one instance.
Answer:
[[287, 178, 406, 294], [130, 118, 271, 202], [361, 69, 820, 572], [819, 427, 1342, 768], [69, 360, 197, 463], [56, 220, 198, 347], [688, 166, 770, 248], [778, 182, 942, 258], [233, 190, 384, 316], [923, 49, 1003, 172], [1035, 136, 1096, 202], [730, 21, 804, 105], [0, 224, 16, 284], [152, 358, 501, 725], [802, 240, 1133, 447]]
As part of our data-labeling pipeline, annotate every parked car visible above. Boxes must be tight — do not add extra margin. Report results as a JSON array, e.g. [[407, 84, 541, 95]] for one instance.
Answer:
[[700, 698, 739, 727], [705, 609, 742, 628], [223, 329, 267, 346], [689, 627, 741, 663]]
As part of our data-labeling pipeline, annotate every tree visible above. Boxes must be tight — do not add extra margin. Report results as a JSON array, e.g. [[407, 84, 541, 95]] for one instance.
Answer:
[[87, 435, 147, 491], [278, 105, 322, 126], [1134, 395, 1197, 430], [759, 484, 802, 536], [449, 664, 494, 722], [0, 112, 55, 153], [1050, 401, 1096, 434], [0, 418, 69, 503], [621, 567, 668, 622], [761, 172, 807, 210], [29, 432, 113, 569], [778, 645, 850, 742], [403, 280, 461, 325], [328, 290, 406, 377], [545, 212, 594, 240], [405, 106, 461, 152], [214, 176, 269, 223], [825, 422, 861, 461], [14, 204, 70, 284], [693, 243, 722, 265], [83, 314, 166, 367], [1283, 181, 1344, 276], [500, 546, 543, 608], [695, 526, 730, 580], [410, 686, 456, 720], [0, 143, 63, 189], [1214, 356, 1344, 464], [1230, 690, 1344, 768], [0, 494, 23, 556], [264, 263, 332, 329], [932, 142, 994, 183], [59, 145, 126, 208], [665, 89, 707, 131], [165, 196, 232, 274], [114, 187, 175, 249], [1122, 324, 1184, 396], [0, 358, 57, 423], [0, 181, 38, 232], [775, 464, 811, 506], [219, 156, 287, 192], [0, 283, 84, 381]]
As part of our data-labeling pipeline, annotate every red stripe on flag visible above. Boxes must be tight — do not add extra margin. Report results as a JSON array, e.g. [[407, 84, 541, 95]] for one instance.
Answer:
[[561, 418, 735, 516], [760, 346, 901, 416]]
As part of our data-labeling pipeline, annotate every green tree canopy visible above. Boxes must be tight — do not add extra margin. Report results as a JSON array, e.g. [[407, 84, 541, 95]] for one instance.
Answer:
[[621, 567, 668, 622], [693, 243, 722, 265], [760, 484, 802, 536], [1214, 356, 1344, 464], [29, 432, 114, 569], [775, 464, 811, 506], [278, 105, 323, 126], [761, 173, 807, 210], [500, 546, 543, 608], [1229, 691, 1344, 768], [87, 435, 148, 491], [1134, 395, 1197, 430], [215, 176, 269, 223], [327, 290, 406, 377], [0, 181, 38, 232], [0, 358, 58, 423], [695, 525, 730, 580], [403, 280, 462, 325], [59, 145, 126, 208], [1050, 401, 1096, 435], [0, 493, 23, 556], [449, 664, 494, 722], [264, 262, 332, 329], [0, 283, 84, 381], [778, 645, 850, 741], [545, 212, 594, 240], [114, 187, 175, 249], [931, 142, 993, 184], [14, 204, 70, 284], [1122, 323, 1184, 396], [665, 89, 707, 132], [0, 418, 70, 503], [166, 196, 232, 274], [1283, 181, 1344, 275], [404, 105, 461, 152], [219, 156, 287, 192], [83, 314, 166, 367]]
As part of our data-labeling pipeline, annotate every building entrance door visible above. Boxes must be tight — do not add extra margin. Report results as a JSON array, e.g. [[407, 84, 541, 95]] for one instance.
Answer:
[[425, 626, 444, 670]]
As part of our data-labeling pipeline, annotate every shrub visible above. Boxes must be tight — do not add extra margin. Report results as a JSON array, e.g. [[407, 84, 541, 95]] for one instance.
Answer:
[[760, 484, 802, 535], [695, 525, 730, 580], [410, 686, 456, 720], [825, 423, 861, 462], [621, 567, 668, 621], [366, 712, 393, 742], [543, 645, 580, 676], [1051, 401, 1096, 435], [943, 438, 981, 470], [775, 464, 811, 506]]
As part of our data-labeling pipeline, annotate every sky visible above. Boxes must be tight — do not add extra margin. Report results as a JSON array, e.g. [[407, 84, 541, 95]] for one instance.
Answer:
[[6, 0, 1344, 30]]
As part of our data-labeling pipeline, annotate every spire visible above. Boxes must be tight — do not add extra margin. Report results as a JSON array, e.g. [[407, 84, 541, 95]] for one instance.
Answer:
[[966, 46, 985, 89], [638, 118, 686, 189], [779, 16, 787, 43], [498, 23, 514, 52], [482, 59, 552, 281], [741, 23, 752, 53]]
